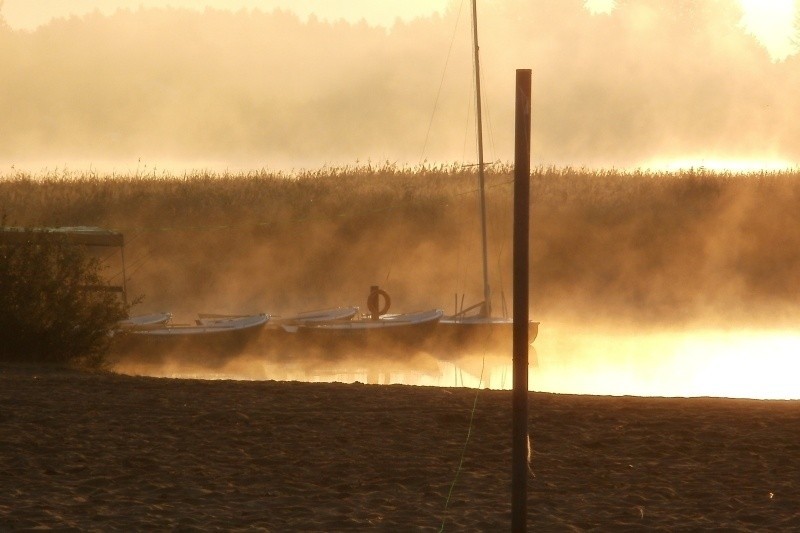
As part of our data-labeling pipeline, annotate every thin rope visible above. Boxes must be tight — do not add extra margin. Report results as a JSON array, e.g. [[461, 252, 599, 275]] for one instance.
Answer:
[[462, 69, 475, 165], [479, 58, 498, 166], [125, 254, 151, 279], [103, 230, 144, 282], [456, 65, 476, 301], [439, 355, 485, 532], [419, 0, 466, 165]]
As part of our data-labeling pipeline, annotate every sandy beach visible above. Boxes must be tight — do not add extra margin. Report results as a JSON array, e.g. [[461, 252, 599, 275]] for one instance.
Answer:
[[2, 364, 800, 531]]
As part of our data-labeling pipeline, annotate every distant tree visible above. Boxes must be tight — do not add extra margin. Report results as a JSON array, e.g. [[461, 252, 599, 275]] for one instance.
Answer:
[[0, 229, 129, 367]]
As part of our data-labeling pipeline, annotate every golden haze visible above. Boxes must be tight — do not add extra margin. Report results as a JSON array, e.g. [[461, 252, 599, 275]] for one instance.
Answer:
[[3, 165, 800, 399], [0, 1, 798, 171]]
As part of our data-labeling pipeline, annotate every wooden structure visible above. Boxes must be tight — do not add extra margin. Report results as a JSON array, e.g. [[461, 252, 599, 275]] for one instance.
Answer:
[[0, 226, 128, 304]]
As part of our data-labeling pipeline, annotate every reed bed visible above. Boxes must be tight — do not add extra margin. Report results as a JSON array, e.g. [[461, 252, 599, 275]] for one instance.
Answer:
[[2, 164, 799, 326]]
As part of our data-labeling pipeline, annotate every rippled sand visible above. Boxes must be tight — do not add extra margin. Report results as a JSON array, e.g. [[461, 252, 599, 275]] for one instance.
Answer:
[[2, 365, 799, 530]]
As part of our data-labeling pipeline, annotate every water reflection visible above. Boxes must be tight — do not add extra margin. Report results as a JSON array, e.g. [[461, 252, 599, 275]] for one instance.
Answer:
[[112, 325, 800, 400], [529, 326, 800, 400]]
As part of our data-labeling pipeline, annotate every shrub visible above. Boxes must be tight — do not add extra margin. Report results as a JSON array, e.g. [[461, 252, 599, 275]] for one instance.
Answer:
[[0, 230, 129, 367]]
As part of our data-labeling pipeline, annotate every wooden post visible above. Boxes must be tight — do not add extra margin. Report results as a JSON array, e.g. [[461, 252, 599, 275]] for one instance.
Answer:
[[512, 68, 532, 532], [120, 240, 128, 308]]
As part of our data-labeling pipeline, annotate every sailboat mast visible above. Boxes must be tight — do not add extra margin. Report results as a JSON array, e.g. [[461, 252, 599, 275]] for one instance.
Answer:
[[472, 0, 492, 317]]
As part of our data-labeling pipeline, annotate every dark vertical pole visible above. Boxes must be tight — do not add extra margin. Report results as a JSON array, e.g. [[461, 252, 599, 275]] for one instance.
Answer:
[[120, 238, 128, 308], [512, 68, 531, 532]]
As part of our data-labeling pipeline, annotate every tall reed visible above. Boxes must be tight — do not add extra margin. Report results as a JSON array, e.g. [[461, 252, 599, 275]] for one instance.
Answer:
[[3, 164, 798, 326]]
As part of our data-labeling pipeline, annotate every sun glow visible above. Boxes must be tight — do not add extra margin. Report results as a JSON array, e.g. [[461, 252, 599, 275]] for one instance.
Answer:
[[585, 0, 616, 16], [739, 0, 798, 61], [519, 326, 800, 400], [586, 0, 797, 61]]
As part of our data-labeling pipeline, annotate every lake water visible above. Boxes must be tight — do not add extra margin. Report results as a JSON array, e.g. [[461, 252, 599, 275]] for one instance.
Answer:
[[113, 323, 800, 400]]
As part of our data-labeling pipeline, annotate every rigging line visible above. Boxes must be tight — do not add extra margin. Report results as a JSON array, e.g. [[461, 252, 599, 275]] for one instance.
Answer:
[[439, 355, 485, 533], [107, 252, 149, 282], [461, 66, 475, 165], [419, 0, 467, 166], [105, 248, 143, 282], [99, 247, 121, 263], [461, 6, 478, 167], [453, 84, 480, 300], [126, 253, 153, 280], [111, 239, 154, 280], [479, 62, 498, 166], [454, 35, 477, 298]]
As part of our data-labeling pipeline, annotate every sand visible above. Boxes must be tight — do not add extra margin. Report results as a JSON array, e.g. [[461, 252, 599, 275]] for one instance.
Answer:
[[2, 364, 800, 531]]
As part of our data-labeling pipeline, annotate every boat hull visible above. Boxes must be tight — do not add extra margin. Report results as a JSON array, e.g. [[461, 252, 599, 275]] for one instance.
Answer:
[[265, 309, 444, 358], [427, 318, 539, 358], [111, 314, 269, 366], [116, 312, 172, 331]]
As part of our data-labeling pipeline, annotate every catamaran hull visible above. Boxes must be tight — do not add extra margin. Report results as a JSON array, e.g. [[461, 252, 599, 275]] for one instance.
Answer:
[[427, 319, 539, 357]]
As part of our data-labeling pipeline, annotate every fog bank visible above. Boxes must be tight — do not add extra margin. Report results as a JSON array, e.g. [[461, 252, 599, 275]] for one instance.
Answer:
[[1, 0, 798, 172]]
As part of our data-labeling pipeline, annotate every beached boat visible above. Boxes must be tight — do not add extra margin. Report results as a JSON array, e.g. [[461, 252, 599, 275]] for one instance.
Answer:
[[270, 306, 359, 326], [117, 312, 173, 331], [432, 0, 538, 354], [432, 313, 539, 355], [195, 307, 361, 359], [286, 308, 444, 355], [136, 313, 269, 337], [257, 286, 443, 357], [112, 313, 269, 364], [197, 307, 358, 329], [195, 313, 272, 326]]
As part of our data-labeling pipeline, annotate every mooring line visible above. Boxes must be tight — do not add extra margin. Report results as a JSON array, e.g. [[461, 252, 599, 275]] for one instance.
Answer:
[[439, 355, 485, 532]]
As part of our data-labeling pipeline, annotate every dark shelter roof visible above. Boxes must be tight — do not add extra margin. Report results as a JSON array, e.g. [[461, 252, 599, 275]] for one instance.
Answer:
[[0, 226, 124, 247]]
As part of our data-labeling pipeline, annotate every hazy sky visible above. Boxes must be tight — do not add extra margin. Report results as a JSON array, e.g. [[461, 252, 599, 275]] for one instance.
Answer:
[[3, 0, 796, 59], [2, 0, 452, 29], [0, 0, 796, 59], [1, 0, 798, 173]]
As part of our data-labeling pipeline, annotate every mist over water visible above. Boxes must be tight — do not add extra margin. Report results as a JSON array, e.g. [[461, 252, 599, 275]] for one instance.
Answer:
[[111, 323, 800, 400], [3, 1, 800, 400], [5, 166, 800, 400], [1, 0, 798, 172]]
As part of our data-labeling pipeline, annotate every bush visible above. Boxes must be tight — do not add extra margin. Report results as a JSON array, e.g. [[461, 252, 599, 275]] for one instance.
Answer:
[[0, 231, 129, 367]]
